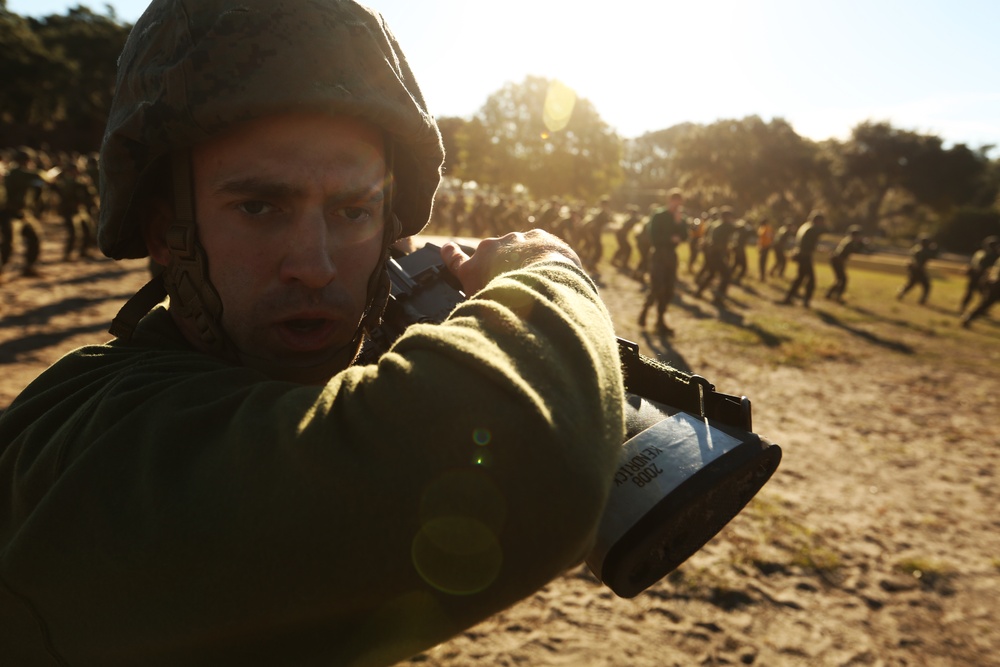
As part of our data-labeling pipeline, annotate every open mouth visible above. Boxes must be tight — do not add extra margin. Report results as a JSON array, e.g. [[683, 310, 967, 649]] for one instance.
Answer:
[[284, 318, 329, 333], [276, 317, 339, 352]]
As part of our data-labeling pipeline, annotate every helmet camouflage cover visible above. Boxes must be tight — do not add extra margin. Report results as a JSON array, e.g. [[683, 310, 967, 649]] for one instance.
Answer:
[[99, 0, 444, 259]]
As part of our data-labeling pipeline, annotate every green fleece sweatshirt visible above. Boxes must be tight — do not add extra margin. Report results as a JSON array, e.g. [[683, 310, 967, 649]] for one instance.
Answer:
[[0, 260, 625, 667]]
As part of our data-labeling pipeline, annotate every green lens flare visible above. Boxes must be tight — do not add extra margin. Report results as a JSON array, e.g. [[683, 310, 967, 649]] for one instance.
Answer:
[[411, 516, 503, 595], [472, 427, 491, 446]]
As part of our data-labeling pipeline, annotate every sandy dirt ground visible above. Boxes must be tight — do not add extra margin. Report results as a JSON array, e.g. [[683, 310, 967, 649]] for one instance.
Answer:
[[1, 227, 998, 666]]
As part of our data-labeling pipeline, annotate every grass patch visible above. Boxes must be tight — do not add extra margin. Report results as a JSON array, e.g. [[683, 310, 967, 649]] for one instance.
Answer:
[[894, 556, 956, 591], [598, 232, 1000, 385], [691, 306, 852, 367], [775, 337, 851, 367], [723, 495, 843, 578]]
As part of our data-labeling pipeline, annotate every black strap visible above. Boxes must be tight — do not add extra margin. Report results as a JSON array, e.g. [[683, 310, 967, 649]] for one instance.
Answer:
[[109, 274, 168, 341], [617, 338, 752, 431]]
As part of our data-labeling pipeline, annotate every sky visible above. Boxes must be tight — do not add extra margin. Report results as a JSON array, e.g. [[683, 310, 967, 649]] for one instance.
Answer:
[[10, 0, 1000, 154]]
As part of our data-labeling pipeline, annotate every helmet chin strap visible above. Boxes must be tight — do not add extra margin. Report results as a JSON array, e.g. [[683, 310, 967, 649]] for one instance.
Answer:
[[160, 151, 237, 361], [108, 152, 230, 350], [110, 148, 402, 383]]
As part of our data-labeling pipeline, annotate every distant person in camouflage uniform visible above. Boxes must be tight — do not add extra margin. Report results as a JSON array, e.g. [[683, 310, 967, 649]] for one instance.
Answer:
[[769, 220, 796, 279], [611, 204, 641, 270], [632, 204, 656, 284], [579, 197, 612, 273], [638, 188, 687, 334], [535, 197, 562, 235], [55, 160, 98, 261], [85, 153, 101, 221], [695, 205, 736, 302], [824, 225, 866, 303], [756, 217, 774, 281], [896, 235, 938, 304], [780, 211, 827, 307], [961, 260, 1000, 328], [728, 218, 752, 286], [686, 215, 705, 274], [960, 235, 1000, 312], [1, 148, 43, 279]]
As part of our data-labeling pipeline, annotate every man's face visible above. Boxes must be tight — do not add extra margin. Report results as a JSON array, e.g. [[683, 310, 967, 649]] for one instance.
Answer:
[[190, 111, 387, 381]]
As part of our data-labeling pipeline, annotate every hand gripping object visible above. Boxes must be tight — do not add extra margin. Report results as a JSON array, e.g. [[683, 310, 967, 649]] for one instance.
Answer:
[[359, 243, 782, 598]]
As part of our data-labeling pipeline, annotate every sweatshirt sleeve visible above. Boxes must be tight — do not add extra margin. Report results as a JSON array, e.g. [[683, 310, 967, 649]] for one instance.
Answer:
[[0, 260, 625, 666]]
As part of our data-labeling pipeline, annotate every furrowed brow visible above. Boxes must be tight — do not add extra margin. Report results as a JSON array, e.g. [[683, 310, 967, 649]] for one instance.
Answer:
[[213, 177, 305, 200], [331, 186, 385, 206], [212, 178, 387, 205]]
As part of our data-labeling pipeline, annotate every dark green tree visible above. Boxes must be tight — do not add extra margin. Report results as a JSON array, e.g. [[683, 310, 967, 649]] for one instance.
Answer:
[[833, 121, 993, 239], [0, 4, 129, 149], [470, 76, 623, 200], [937, 207, 1000, 253], [671, 116, 821, 217], [621, 123, 695, 197], [435, 115, 466, 179], [0, 9, 71, 126], [31, 5, 131, 146]]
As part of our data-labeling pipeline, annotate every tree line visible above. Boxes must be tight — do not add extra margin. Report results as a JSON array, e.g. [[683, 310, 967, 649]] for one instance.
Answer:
[[440, 77, 999, 252], [3, 3, 998, 252]]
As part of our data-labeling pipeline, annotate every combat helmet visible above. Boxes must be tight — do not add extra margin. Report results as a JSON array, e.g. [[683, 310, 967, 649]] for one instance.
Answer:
[[100, 0, 444, 375]]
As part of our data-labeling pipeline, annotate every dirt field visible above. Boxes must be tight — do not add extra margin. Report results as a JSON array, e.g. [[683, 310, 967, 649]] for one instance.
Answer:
[[2, 228, 998, 666]]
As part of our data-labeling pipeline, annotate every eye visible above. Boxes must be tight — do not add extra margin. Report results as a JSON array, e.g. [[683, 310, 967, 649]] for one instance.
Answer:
[[237, 200, 275, 216], [337, 206, 372, 223]]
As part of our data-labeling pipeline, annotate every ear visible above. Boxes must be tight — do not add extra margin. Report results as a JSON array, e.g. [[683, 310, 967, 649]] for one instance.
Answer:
[[144, 201, 173, 267]]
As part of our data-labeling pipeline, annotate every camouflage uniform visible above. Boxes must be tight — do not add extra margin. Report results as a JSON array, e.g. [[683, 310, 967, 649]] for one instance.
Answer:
[[896, 237, 938, 304], [55, 164, 98, 261], [0, 153, 43, 277], [756, 219, 774, 281], [728, 219, 753, 286], [695, 208, 736, 301], [579, 201, 612, 271], [611, 206, 641, 269], [824, 228, 865, 302], [960, 236, 1000, 312], [781, 213, 826, 307], [769, 222, 796, 279], [535, 198, 562, 235], [686, 216, 706, 274], [961, 260, 1000, 326]]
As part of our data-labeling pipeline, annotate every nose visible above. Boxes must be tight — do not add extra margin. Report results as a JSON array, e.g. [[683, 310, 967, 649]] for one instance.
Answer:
[[279, 212, 337, 288]]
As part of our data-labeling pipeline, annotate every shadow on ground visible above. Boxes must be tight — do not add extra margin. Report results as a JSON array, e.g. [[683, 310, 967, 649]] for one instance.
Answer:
[[0, 321, 110, 362], [639, 331, 694, 375], [816, 310, 915, 354], [0, 293, 136, 331]]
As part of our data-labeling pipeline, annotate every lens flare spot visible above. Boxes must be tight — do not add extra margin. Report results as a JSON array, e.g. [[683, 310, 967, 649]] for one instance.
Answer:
[[471, 450, 493, 467], [543, 80, 576, 133], [472, 427, 491, 446], [411, 517, 503, 595]]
